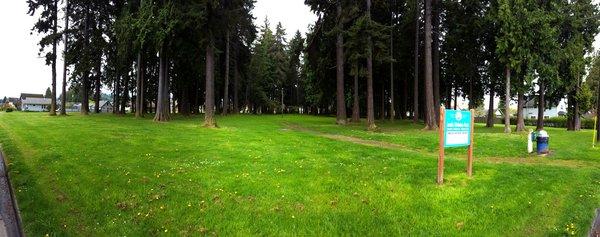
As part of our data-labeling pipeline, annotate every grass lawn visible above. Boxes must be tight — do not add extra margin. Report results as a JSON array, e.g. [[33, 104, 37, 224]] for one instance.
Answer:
[[0, 112, 598, 236]]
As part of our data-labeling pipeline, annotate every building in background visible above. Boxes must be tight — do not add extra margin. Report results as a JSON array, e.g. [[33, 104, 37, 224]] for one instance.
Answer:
[[523, 99, 568, 119], [21, 97, 51, 112]]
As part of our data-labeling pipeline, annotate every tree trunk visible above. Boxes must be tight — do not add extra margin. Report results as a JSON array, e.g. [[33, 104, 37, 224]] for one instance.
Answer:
[[132, 88, 137, 114], [244, 77, 250, 113], [280, 88, 285, 113], [389, 7, 395, 121], [432, 0, 440, 121], [596, 83, 600, 142], [94, 58, 101, 113], [136, 0, 145, 117], [121, 73, 129, 115], [113, 76, 120, 114], [504, 66, 511, 133], [445, 82, 451, 108], [423, 0, 436, 130], [516, 88, 525, 132], [80, 5, 90, 115], [453, 85, 457, 110], [336, 1, 347, 125], [402, 72, 408, 119], [486, 82, 495, 128], [154, 45, 170, 122], [468, 78, 474, 109], [171, 94, 175, 114], [380, 84, 385, 120], [135, 52, 145, 117], [223, 31, 231, 116], [574, 75, 582, 131], [352, 63, 360, 122], [536, 79, 545, 130], [204, 43, 216, 127], [49, 0, 58, 116], [413, 0, 420, 124], [574, 100, 581, 131], [366, 0, 376, 130], [567, 94, 575, 130], [82, 74, 90, 115], [233, 52, 240, 114], [60, 0, 69, 116]]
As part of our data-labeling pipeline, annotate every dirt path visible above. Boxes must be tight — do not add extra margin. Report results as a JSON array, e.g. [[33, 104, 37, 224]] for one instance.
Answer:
[[0, 150, 23, 237], [285, 123, 600, 169]]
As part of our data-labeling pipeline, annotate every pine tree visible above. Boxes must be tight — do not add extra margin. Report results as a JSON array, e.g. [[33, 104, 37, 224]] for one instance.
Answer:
[[423, 0, 436, 130], [28, 0, 60, 115]]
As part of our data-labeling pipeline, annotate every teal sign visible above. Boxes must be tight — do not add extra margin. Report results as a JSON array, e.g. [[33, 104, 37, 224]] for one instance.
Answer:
[[444, 110, 472, 148]]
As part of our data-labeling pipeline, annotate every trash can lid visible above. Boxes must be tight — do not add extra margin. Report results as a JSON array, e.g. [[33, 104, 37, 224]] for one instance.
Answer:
[[538, 130, 549, 137]]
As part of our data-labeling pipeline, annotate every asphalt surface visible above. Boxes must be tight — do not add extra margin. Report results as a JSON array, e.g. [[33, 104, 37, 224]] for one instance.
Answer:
[[0, 151, 21, 237], [591, 209, 600, 237]]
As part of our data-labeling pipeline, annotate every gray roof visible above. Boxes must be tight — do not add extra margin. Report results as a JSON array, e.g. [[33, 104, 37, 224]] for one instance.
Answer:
[[99, 100, 112, 107], [22, 98, 51, 105], [20, 93, 44, 100]]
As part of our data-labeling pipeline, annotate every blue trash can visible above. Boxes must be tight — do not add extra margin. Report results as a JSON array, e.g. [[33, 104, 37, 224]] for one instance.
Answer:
[[536, 130, 549, 155]]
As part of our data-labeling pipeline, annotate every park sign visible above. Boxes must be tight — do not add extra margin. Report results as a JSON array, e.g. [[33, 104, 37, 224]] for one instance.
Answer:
[[437, 107, 475, 185], [443, 110, 472, 148]]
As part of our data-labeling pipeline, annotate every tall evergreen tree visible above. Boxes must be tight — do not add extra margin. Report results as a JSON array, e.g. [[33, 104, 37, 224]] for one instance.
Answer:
[[423, 0, 436, 130], [413, 0, 420, 124], [28, 0, 60, 115], [335, 0, 347, 124], [60, 0, 69, 116]]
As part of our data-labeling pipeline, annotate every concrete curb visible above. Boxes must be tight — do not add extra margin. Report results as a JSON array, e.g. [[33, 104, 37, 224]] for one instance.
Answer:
[[0, 148, 23, 237]]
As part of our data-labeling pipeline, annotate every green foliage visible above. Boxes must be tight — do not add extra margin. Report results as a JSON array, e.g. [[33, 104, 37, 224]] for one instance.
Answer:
[[247, 19, 298, 111], [586, 53, 600, 109], [44, 87, 52, 98], [27, 0, 60, 65], [506, 116, 597, 129], [575, 83, 594, 113], [442, 0, 491, 107], [25, 0, 599, 122]]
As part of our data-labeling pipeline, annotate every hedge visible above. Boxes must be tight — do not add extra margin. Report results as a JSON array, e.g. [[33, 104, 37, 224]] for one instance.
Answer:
[[474, 117, 596, 129]]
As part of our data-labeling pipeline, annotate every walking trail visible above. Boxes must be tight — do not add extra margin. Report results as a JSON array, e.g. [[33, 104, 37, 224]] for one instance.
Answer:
[[285, 123, 600, 169]]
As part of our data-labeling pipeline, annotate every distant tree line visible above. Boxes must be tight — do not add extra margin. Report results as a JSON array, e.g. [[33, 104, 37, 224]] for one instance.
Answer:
[[27, 0, 599, 134]]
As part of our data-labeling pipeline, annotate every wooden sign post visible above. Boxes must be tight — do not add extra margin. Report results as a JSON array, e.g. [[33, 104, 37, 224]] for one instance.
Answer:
[[437, 107, 475, 185]]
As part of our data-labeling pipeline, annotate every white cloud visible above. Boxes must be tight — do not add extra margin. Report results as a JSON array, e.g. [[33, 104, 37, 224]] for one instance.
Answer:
[[0, 0, 65, 98], [252, 0, 317, 40]]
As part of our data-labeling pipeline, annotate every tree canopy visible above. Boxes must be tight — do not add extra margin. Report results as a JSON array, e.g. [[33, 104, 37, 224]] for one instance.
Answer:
[[28, 0, 599, 132]]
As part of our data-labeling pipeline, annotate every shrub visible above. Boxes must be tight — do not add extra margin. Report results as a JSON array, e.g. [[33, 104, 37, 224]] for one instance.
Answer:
[[475, 116, 595, 129], [1, 103, 16, 112]]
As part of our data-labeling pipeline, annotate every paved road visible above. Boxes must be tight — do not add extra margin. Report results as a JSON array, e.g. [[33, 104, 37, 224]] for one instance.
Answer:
[[591, 209, 600, 237], [0, 151, 21, 237], [0, 217, 8, 237]]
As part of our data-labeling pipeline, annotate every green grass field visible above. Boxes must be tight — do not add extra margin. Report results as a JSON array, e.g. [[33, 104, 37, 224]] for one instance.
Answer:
[[0, 112, 598, 236]]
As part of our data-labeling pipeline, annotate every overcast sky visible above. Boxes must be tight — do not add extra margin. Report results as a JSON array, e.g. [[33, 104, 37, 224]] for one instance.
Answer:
[[0, 1, 598, 101]]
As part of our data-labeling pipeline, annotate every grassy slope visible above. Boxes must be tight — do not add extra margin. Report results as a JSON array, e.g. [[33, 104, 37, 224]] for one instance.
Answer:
[[0, 112, 597, 236]]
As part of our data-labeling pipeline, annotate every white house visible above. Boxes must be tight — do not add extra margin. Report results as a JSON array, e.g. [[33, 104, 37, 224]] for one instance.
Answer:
[[98, 101, 113, 113], [522, 99, 567, 119], [21, 97, 52, 112]]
